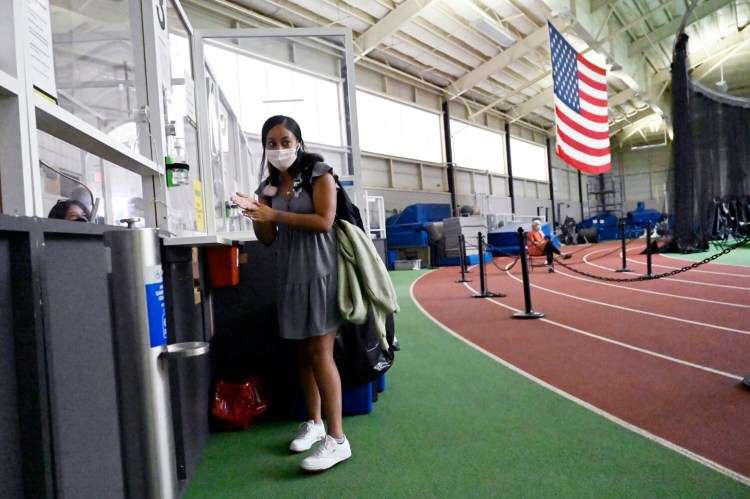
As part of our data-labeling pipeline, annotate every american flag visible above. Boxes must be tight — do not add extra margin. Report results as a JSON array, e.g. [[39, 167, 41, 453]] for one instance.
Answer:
[[548, 22, 611, 174]]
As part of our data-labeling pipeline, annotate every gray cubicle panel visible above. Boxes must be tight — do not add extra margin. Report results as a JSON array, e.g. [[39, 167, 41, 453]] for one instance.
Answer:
[[0, 214, 210, 498]]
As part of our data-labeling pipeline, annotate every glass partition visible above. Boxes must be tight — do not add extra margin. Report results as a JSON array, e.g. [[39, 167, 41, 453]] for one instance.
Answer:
[[38, 130, 143, 224], [194, 29, 361, 240], [163, 2, 205, 234], [49, 0, 151, 157]]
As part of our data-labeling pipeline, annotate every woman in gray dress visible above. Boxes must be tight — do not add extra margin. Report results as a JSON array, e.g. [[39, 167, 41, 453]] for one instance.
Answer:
[[237, 115, 351, 472]]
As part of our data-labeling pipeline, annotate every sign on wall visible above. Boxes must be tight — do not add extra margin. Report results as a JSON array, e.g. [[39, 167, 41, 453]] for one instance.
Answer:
[[26, 0, 58, 102]]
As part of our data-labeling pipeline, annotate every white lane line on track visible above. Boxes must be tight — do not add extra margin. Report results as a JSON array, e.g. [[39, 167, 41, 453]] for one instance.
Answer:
[[498, 267, 750, 336], [659, 252, 750, 273], [581, 247, 750, 290], [553, 264, 750, 309], [409, 274, 750, 487], [463, 278, 743, 380], [585, 242, 750, 277]]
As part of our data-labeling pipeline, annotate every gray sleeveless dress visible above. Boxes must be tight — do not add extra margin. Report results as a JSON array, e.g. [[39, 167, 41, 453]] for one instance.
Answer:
[[255, 162, 346, 340]]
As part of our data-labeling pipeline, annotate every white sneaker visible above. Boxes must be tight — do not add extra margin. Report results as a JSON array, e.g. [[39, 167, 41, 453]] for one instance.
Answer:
[[289, 420, 326, 453], [300, 435, 352, 471]]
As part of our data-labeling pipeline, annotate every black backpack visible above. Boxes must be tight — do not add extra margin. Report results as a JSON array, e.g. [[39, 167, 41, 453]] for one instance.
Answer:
[[300, 164, 364, 232], [301, 164, 399, 385]]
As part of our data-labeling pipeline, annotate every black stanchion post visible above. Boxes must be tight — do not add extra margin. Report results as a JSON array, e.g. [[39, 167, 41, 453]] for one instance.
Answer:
[[645, 221, 653, 278], [616, 219, 633, 273], [461, 233, 472, 273], [456, 233, 471, 283], [472, 232, 505, 298], [476, 232, 486, 294], [513, 227, 544, 319]]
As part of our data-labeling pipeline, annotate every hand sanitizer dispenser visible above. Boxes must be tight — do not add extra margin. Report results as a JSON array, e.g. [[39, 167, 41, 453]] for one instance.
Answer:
[[166, 139, 190, 187]]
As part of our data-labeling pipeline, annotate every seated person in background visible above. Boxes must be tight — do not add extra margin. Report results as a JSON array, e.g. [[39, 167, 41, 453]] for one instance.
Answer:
[[48, 199, 90, 222], [127, 197, 146, 220], [70, 185, 93, 213], [527, 219, 570, 270]]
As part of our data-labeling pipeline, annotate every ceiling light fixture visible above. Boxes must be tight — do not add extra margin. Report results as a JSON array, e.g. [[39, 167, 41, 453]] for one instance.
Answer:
[[630, 142, 667, 151], [459, 0, 515, 47], [551, 7, 573, 19], [605, 57, 622, 72], [716, 63, 728, 93], [648, 117, 661, 134], [473, 17, 516, 47], [262, 98, 305, 103], [631, 127, 668, 151]]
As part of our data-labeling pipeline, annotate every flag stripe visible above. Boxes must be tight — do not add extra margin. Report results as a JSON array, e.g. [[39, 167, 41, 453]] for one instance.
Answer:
[[578, 72, 607, 94], [557, 126, 611, 156], [556, 104, 609, 137], [578, 80, 608, 102], [580, 91, 608, 109], [578, 100, 609, 122], [557, 140, 611, 167], [577, 53, 607, 75], [548, 21, 611, 174], [579, 63, 607, 87], [556, 146, 610, 174], [556, 111, 610, 149]]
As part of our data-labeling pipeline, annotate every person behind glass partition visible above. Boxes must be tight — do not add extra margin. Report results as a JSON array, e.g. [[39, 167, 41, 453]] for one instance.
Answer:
[[70, 185, 93, 212], [48, 199, 90, 222], [127, 197, 146, 220]]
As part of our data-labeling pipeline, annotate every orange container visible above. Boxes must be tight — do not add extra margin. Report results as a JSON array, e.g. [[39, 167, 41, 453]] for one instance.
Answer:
[[205, 246, 240, 287]]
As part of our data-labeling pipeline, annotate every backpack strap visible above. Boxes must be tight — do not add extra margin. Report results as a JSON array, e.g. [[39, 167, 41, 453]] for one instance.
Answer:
[[299, 161, 364, 231], [300, 162, 336, 197], [299, 164, 314, 198]]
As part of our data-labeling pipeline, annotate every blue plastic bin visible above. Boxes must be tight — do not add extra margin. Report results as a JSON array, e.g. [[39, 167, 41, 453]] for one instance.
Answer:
[[374, 374, 386, 393], [294, 382, 373, 420]]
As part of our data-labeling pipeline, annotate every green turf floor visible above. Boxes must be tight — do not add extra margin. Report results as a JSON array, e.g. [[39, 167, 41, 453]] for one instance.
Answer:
[[184, 270, 749, 498], [665, 241, 750, 266]]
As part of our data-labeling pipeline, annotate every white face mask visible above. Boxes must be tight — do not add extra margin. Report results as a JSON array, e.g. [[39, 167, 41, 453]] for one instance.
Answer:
[[266, 145, 299, 171]]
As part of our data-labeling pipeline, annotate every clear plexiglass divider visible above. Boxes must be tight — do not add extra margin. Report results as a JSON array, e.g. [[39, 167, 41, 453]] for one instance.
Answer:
[[190, 27, 362, 244], [2, 3, 361, 247]]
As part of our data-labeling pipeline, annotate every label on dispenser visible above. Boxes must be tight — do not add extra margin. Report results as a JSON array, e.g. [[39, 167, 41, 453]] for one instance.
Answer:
[[144, 265, 167, 348]]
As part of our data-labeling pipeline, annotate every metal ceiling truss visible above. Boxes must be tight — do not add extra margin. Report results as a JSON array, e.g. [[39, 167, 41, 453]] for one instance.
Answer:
[[181, 0, 748, 148]]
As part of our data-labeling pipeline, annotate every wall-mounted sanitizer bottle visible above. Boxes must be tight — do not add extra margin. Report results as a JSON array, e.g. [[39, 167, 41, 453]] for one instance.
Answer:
[[166, 138, 190, 187]]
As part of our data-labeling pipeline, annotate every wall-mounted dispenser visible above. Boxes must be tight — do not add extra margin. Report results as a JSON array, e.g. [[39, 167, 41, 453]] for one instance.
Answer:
[[166, 139, 190, 187]]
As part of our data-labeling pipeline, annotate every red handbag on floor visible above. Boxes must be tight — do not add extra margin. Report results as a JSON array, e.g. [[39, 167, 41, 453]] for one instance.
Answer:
[[211, 378, 268, 430]]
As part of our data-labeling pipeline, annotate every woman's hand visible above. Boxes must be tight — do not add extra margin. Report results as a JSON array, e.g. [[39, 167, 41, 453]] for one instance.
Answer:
[[243, 202, 275, 224], [231, 192, 258, 211]]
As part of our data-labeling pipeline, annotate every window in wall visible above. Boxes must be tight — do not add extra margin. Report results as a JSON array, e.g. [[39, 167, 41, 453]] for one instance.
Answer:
[[204, 42, 342, 147], [357, 91, 443, 163], [510, 138, 548, 181], [449, 119, 505, 174]]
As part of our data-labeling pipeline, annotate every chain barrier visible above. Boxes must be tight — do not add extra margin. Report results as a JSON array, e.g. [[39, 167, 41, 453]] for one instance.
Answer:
[[473, 238, 640, 271], [459, 234, 748, 283], [553, 237, 749, 282], [465, 241, 521, 271], [468, 238, 643, 273]]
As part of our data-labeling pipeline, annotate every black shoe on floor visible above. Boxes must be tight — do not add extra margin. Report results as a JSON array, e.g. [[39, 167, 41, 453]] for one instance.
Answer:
[[563, 253, 572, 260]]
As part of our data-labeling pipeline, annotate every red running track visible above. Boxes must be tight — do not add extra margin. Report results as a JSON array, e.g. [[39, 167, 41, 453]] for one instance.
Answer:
[[412, 241, 750, 483]]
